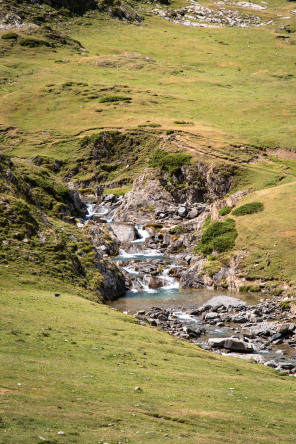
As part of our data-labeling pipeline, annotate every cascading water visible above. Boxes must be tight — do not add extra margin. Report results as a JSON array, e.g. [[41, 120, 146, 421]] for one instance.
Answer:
[[160, 266, 180, 290], [132, 224, 150, 243], [81, 198, 296, 370]]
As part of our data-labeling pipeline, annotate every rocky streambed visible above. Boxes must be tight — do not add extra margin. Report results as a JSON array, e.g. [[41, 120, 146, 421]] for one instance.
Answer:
[[79, 173, 296, 376], [131, 298, 296, 375]]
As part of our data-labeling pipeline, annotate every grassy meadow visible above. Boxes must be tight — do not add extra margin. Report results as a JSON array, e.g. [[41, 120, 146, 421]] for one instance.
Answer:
[[1, 271, 296, 443], [0, 0, 296, 155]]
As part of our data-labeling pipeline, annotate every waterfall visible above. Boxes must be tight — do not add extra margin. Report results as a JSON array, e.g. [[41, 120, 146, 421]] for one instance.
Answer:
[[132, 224, 150, 243], [160, 266, 179, 290]]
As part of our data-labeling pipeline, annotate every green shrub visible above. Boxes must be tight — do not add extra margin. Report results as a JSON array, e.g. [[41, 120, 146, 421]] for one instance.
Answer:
[[149, 149, 191, 175], [232, 202, 264, 216], [19, 38, 51, 48], [194, 218, 237, 256], [271, 288, 283, 297], [99, 95, 132, 103], [174, 120, 193, 125], [138, 123, 161, 128], [1, 32, 18, 40], [279, 301, 290, 311], [169, 225, 186, 234], [221, 280, 229, 289], [239, 285, 250, 292], [239, 284, 260, 293], [249, 285, 261, 293], [218, 206, 233, 217], [166, 130, 174, 135]]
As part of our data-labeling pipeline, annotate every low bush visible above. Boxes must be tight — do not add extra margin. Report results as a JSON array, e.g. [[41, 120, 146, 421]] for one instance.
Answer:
[[99, 95, 132, 103], [149, 149, 191, 175], [279, 301, 290, 311], [194, 218, 237, 255], [271, 288, 283, 297], [239, 285, 261, 293], [221, 280, 229, 289], [169, 225, 186, 234], [1, 32, 18, 40], [232, 201, 264, 216], [249, 285, 261, 293], [138, 123, 161, 128], [174, 120, 193, 125], [218, 206, 233, 217], [19, 38, 51, 48]]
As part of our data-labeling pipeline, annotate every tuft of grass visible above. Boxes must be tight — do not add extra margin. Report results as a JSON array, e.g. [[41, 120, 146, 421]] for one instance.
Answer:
[[169, 225, 187, 234], [233, 202, 264, 216], [104, 185, 132, 196]]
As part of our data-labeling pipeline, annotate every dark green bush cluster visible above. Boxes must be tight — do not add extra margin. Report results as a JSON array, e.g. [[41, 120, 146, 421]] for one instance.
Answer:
[[194, 218, 237, 255], [19, 38, 51, 48], [149, 149, 191, 175], [218, 206, 233, 217], [99, 95, 132, 103], [1, 32, 18, 40], [232, 201, 264, 216]]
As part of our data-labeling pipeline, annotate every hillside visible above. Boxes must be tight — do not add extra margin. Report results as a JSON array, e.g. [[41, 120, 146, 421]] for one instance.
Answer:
[[1, 0, 296, 441]]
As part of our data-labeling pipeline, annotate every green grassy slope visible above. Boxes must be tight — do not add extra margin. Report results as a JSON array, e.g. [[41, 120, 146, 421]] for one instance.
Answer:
[[234, 180, 296, 288], [1, 275, 296, 443], [0, 0, 295, 152]]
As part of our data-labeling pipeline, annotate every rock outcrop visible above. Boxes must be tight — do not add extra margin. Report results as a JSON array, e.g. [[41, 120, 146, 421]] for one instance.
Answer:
[[114, 164, 233, 223]]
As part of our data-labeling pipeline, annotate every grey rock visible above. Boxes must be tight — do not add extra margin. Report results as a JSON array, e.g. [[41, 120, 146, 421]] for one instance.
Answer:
[[178, 206, 187, 217], [111, 223, 137, 242], [209, 337, 254, 353]]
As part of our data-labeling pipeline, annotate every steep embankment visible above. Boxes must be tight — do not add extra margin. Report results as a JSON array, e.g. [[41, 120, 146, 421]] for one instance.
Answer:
[[0, 153, 125, 300]]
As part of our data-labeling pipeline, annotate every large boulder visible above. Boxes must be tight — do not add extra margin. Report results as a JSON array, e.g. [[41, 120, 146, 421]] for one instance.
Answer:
[[208, 337, 254, 353], [110, 223, 138, 243]]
